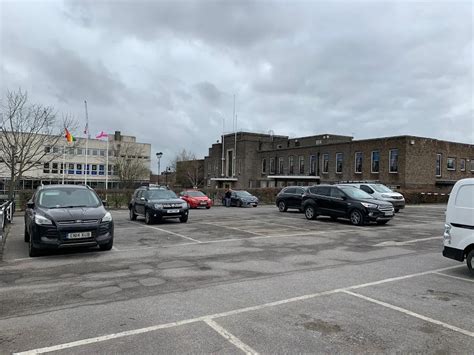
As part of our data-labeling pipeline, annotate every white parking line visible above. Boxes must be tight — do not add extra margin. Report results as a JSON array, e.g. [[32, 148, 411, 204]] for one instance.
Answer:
[[343, 290, 474, 338], [433, 272, 474, 283], [374, 236, 440, 247], [13, 265, 463, 354], [198, 222, 264, 236], [131, 222, 202, 243], [204, 319, 259, 354]]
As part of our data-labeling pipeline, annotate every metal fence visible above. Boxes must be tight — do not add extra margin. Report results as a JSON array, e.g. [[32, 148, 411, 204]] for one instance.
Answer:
[[0, 200, 14, 239]]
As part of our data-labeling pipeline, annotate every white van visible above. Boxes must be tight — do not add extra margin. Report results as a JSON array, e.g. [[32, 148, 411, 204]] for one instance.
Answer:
[[443, 178, 474, 275], [338, 183, 405, 212]]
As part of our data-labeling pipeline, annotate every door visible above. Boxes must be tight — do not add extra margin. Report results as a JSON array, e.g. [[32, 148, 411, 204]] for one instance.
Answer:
[[293, 187, 306, 209], [329, 187, 349, 217], [135, 191, 146, 215], [313, 186, 331, 214]]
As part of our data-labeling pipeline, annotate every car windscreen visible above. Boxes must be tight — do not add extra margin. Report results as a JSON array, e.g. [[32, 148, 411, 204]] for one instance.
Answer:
[[235, 191, 252, 197], [371, 184, 393, 193], [187, 191, 206, 197], [339, 186, 375, 200], [37, 188, 101, 208], [147, 190, 178, 199]]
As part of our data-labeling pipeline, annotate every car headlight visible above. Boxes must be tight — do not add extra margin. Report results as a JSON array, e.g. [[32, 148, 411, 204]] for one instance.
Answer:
[[381, 194, 392, 198], [361, 202, 378, 209], [182, 202, 188, 208], [35, 214, 53, 225], [154, 204, 164, 209], [101, 212, 113, 222]]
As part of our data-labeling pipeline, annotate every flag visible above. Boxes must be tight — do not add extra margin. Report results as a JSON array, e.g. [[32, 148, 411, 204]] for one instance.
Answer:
[[96, 131, 108, 139], [65, 128, 76, 143]]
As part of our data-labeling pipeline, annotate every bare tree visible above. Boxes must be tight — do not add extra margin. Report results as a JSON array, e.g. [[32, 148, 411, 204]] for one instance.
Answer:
[[113, 143, 150, 188], [0, 89, 77, 199], [174, 149, 204, 188]]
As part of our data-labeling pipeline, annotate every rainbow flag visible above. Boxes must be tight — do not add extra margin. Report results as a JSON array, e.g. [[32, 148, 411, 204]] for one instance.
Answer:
[[96, 131, 108, 139], [65, 128, 76, 143]]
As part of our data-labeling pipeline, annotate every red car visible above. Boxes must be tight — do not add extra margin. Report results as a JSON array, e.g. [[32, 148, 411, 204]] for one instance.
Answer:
[[180, 190, 213, 209]]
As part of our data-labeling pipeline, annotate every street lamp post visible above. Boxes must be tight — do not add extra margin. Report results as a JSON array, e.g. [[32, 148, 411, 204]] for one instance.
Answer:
[[156, 152, 163, 185]]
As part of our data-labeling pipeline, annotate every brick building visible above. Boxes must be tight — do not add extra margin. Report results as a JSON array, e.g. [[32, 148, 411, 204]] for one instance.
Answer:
[[203, 132, 474, 191]]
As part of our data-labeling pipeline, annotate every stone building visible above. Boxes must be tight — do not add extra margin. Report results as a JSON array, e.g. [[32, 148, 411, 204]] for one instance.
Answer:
[[0, 131, 151, 194], [203, 132, 474, 191]]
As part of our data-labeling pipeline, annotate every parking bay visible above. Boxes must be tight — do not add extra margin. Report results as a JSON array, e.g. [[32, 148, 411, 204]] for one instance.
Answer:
[[0, 205, 472, 354]]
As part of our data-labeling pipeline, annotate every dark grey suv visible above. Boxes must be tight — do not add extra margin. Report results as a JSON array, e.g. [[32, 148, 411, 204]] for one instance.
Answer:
[[302, 185, 394, 225], [129, 186, 189, 224], [276, 186, 308, 212]]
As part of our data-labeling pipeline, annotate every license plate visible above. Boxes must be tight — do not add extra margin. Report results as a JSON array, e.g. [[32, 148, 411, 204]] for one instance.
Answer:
[[200, 202, 206, 205], [385, 212, 394, 216], [167, 209, 180, 213], [67, 231, 91, 239]]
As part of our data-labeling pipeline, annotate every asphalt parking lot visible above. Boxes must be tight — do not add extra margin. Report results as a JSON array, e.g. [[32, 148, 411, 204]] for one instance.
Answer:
[[0, 204, 473, 354]]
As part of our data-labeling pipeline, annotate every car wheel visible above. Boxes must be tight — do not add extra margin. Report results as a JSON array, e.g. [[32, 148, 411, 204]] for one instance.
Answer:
[[377, 220, 389, 225], [180, 215, 188, 223], [394, 208, 400, 213], [99, 239, 113, 251], [24, 225, 30, 242], [29, 236, 40, 257], [145, 210, 154, 225], [278, 201, 287, 212], [129, 207, 137, 221], [206, 206, 211, 209], [467, 250, 474, 275], [304, 205, 317, 220], [350, 209, 365, 226]]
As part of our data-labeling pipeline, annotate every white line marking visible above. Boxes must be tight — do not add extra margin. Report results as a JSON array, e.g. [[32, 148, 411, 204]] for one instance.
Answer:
[[343, 290, 474, 338], [13, 265, 463, 354], [112, 246, 119, 251], [204, 319, 259, 354], [433, 272, 474, 283], [131, 222, 202, 243], [198, 222, 264, 236], [375, 236, 440, 247]]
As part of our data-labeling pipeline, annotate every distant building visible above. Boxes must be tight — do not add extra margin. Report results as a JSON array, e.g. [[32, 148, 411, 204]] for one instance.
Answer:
[[203, 132, 474, 191], [0, 131, 151, 193]]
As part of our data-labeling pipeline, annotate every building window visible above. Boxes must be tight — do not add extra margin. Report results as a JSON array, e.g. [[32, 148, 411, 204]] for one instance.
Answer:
[[389, 149, 399, 173], [278, 157, 284, 174], [85, 164, 90, 175], [76, 148, 83, 155], [68, 163, 74, 175], [336, 153, 343, 174], [371, 151, 380, 173], [91, 164, 97, 175], [99, 165, 105, 176], [460, 159, 466, 172], [436, 154, 442, 177], [43, 163, 50, 173], [238, 159, 242, 174], [299, 156, 305, 174], [355, 152, 362, 174], [270, 158, 275, 174], [323, 154, 329, 174], [289, 156, 294, 174], [262, 158, 267, 174], [92, 149, 98, 156], [44, 146, 51, 153], [76, 163, 82, 175], [52, 163, 58, 174], [470, 159, 474, 172], [309, 155, 316, 175], [99, 149, 106, 157], [447, 158, 455, 171]]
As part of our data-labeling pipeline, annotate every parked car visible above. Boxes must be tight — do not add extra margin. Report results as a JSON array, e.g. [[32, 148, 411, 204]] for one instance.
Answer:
[[338, 183, 405, 212], [180, 190, 212, 209], [24, 184, 114, 257], [276, 186, 308, 212], [302, 184, 394, 225], [229, 190, 259, 207], [443, 178, 474, 275], [129, 186, 189, 224]]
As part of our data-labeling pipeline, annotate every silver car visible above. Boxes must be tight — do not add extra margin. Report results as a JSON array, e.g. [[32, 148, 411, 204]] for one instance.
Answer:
[[338, 183, 405, 212]]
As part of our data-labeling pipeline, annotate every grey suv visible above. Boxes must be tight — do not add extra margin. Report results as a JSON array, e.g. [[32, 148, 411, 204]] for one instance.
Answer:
[[302, 185, 394, 225], [129, 186, 189, 224]]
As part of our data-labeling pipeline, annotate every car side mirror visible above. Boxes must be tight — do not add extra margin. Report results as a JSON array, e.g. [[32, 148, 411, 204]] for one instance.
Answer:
[[102, 200, 108, 207], [27, 201, 34, 209], [140, 197, 145, 201], [341, 195, 347, 200]]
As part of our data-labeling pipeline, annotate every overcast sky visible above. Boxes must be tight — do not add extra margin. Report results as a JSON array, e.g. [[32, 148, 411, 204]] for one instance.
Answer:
[[1, 0, 472, 169]]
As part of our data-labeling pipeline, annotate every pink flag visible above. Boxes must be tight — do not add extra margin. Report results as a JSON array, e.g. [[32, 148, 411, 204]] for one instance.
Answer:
[[96, 131, 108, 139]]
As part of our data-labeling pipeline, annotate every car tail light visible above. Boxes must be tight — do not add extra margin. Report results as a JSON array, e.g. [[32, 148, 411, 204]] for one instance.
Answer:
[[443, 223, 451, 244]]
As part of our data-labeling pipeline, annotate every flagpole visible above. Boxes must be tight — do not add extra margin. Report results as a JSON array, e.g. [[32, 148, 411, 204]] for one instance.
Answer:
[[84, 100, 89, 185], [62, 141, 66, 184], [105, 137, 109, 191]]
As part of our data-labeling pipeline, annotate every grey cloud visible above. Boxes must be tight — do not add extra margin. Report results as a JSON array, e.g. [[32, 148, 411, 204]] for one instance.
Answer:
[[194, 81, 222, 105]]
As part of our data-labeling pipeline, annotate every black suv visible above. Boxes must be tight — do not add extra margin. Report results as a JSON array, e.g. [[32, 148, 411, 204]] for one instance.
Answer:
[[24, 184, 114, 257], [276, 186, 308, 212], [129, 186, 189, 224], [302, 185, 394, 225]]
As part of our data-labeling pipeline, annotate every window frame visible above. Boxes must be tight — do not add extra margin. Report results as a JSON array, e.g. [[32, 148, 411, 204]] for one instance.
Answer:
[[436, 154, 442, 177], [289, 156, 294, 175], [261, 158, 267, 174], [460, 158, 466, 172], [371, 151, 380, 174], [447, 157, 456, 171], [298, 156, 305, 174], [389, 149, 399, 174], [322, 154, 329, 174], [335, 153, 343, 174], [354, 152, 362, 174]]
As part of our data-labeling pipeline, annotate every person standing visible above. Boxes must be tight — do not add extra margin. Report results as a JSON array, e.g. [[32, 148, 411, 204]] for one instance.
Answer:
[[224, 188, 232, 207]]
